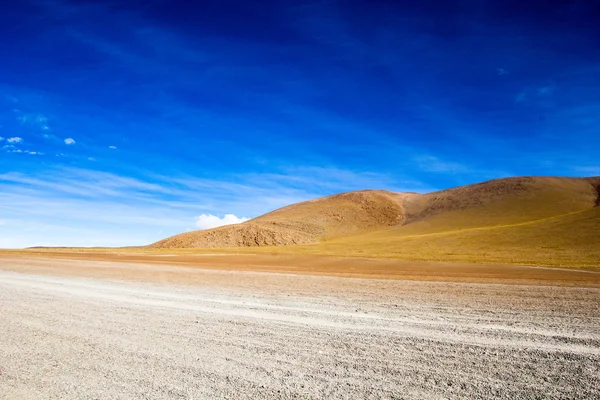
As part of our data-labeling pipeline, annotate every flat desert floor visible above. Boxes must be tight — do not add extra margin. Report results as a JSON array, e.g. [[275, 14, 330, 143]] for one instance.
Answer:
[[1, 254, 599, 399]]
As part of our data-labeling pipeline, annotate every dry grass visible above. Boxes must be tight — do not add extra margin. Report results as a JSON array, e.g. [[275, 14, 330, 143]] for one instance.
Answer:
[[287, 177, 600, 268], [292, 206, 600, 269]]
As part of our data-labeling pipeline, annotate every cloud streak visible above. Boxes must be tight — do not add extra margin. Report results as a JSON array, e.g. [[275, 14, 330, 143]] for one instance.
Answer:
[[414, 155, 468, 174], [16, 112, 50, 130]]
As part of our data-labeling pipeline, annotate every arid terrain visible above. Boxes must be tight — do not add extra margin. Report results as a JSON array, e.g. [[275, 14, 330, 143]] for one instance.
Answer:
[[149, 176, 600, 269], [1, 253, 599, 399]]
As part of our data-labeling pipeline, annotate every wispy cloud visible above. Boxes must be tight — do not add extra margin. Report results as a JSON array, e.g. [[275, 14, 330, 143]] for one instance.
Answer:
[[64, 138, 76, 145], [572, 166, 600, 176], [15, 111, 50, 130], [0, 169, 212, 247], [515, 83, 557, 107], [414, 155, 467, 174], [7, 137, 23, 143]]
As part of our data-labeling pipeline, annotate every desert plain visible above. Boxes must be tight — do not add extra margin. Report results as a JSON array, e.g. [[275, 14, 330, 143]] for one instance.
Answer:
[[1, 251, 599, 399]]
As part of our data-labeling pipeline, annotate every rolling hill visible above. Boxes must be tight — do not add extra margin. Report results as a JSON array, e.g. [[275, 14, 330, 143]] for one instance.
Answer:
[[151, 190, 412, 248], [150, 176, 600, 268]]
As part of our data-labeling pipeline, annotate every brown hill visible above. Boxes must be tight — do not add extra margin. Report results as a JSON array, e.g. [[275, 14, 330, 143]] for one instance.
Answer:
[[150, 176, 600, 252], [151, 190, 413, 248], [313, 193, 600, 268], [399, 176, 600, 234]]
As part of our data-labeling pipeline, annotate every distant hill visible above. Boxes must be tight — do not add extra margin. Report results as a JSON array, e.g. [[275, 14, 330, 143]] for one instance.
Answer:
[[150, 176, 600, 267], [151, 190, 412, 248]]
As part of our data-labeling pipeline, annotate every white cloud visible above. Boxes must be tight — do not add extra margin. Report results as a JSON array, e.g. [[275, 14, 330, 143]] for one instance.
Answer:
[[64, 138, 76, 145], [0, 137, 4, 141], [7, 137, 23, 144], [2, 146, 42, 155], [109, 145, 117, 149], [195, 214, 249, 230]]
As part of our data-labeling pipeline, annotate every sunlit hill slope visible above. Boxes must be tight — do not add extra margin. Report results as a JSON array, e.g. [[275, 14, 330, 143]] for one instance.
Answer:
[[150, 176, 600, 268]]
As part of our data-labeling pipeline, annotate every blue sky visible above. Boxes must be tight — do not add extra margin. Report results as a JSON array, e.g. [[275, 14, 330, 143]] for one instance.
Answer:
[[1, 0, 599, 247]]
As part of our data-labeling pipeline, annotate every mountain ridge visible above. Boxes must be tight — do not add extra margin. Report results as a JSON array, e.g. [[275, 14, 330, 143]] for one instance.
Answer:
[[150, 176, 600, 251]]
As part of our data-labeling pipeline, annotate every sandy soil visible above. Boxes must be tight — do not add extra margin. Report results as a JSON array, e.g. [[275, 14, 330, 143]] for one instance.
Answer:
[[2, 252, 599, 285], [1, 256, 599, 399]]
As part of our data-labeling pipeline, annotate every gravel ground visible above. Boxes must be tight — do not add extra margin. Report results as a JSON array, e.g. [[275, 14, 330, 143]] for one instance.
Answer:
[[1, 263, 599, 399]]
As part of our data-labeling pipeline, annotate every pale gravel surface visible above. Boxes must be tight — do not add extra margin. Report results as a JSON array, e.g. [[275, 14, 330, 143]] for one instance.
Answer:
[[1, 265, 599, 399]]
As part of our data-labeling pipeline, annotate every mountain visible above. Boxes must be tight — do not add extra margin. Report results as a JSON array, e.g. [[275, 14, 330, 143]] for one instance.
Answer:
[[150, 176, 600, 267]]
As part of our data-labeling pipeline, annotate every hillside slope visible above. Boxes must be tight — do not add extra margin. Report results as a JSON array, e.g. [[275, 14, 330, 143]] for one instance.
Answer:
[[398, 176, 599, 234], [151, 176, 600, 258], [151, 190, 412, 248], [309, 205, 600, 268]]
